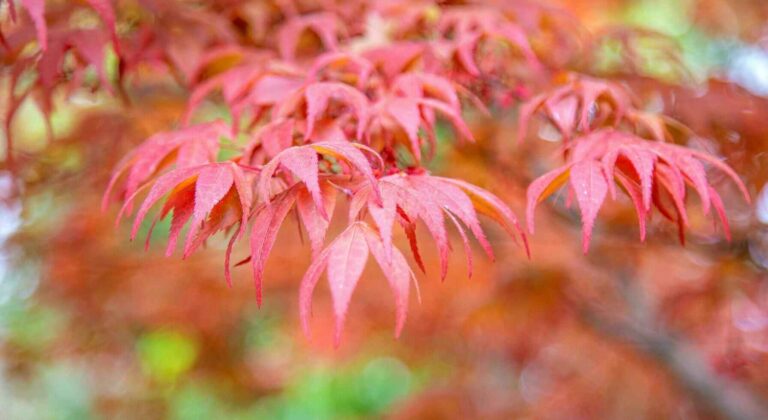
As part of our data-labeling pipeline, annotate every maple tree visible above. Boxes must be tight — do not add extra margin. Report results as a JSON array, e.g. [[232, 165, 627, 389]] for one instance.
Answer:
[[1, 0, 752, 339], [3, 1, 768, 418]]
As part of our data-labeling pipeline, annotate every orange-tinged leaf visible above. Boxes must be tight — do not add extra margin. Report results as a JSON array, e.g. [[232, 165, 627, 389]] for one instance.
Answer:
[[103, 121, 227, 209], [162, 181, 197, 256], [441, 177, 528, 255], [183, 164, 235, 256], [526, 165, 572, 234], [413, 176, 494, 260], [124, 166, 203, 240]]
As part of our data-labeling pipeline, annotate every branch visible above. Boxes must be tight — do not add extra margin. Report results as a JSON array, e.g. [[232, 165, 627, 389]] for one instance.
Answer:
[[577, 276, 768, 420]]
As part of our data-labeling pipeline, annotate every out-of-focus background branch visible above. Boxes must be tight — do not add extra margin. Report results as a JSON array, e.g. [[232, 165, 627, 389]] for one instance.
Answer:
[[577, 273, 768, 420]]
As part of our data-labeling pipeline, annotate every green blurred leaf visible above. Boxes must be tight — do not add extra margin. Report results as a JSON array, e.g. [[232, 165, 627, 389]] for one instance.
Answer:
[[137, 329, 198, 384], [170, 384, 226, 420], [40, 363, 94, 420], [624, 0, 693, 37], [357, 357, 413, 412], [5, 304, 65, 350]]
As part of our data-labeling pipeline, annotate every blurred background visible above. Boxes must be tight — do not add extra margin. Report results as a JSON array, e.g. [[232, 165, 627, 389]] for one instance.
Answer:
[[2, 0, 768, 418]]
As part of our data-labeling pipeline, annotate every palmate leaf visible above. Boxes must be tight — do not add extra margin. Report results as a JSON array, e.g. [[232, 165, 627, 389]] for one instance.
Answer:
[[308, 51, 373, 89], [103, 121, 229, 209], [518, 74, 687, 145], [258, 141, 382, 216], [246, 171, 525, 340], [2, 11, 118, 149], [296, 183, 338, 257], [437, 6, 540, 76], [518, 76, 631, 142], [350, 173, 527, 280], [249, 141, 383, 305], [275, 81, 371, 142], [183, 55, 303, 127], [395, 74, 475, 140], [526, 129, 750, 251], [368, 72, 475, 162], [299, 222, 415, 346], [116, 3, 237, 84], [243, 118, 296, 165], [276, 12, 343, 61], [250, 185, 300, 306], [300, 172, 526, 343], [3, 0, 116, 52], [116, 162, 253, 285], [362, 42, 432, 80]]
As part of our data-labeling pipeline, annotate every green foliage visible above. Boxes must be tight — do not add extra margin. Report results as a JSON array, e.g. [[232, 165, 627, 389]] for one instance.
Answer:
[[4, 304, 65, 351], [136, 329, 199, 384]]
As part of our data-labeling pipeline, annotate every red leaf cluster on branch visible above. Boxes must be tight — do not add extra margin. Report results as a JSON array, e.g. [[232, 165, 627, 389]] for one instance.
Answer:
[[1, 0, 750, 341], [521, 76, 751, 251]]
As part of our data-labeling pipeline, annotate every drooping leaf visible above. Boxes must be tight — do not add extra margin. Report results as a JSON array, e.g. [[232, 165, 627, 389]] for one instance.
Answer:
[[251, 187, 299, 306], [277, 13, 342, 61], [299, 222, 414, 343], [183, 164, 235, 256], [326, 223, 370, 344], [104, 121, 228, 209], [308, 51, 373, 89], [259, 142, 382, 215], [351, 174, 525, 279], [526, 128, 749, 248], [304, 82, 370, 141], [362, 227, 413, 337], [297, 182, 338, 257], [570, 160, 608, 253], [117, 162, 252, 288], [526, 165, 572, 234], [518, 76, 631, 142]]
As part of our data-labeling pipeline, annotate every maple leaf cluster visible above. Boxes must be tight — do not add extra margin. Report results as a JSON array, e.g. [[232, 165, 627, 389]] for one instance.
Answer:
[[1, 0, 750, 341], [521, 75, 751, 251]]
